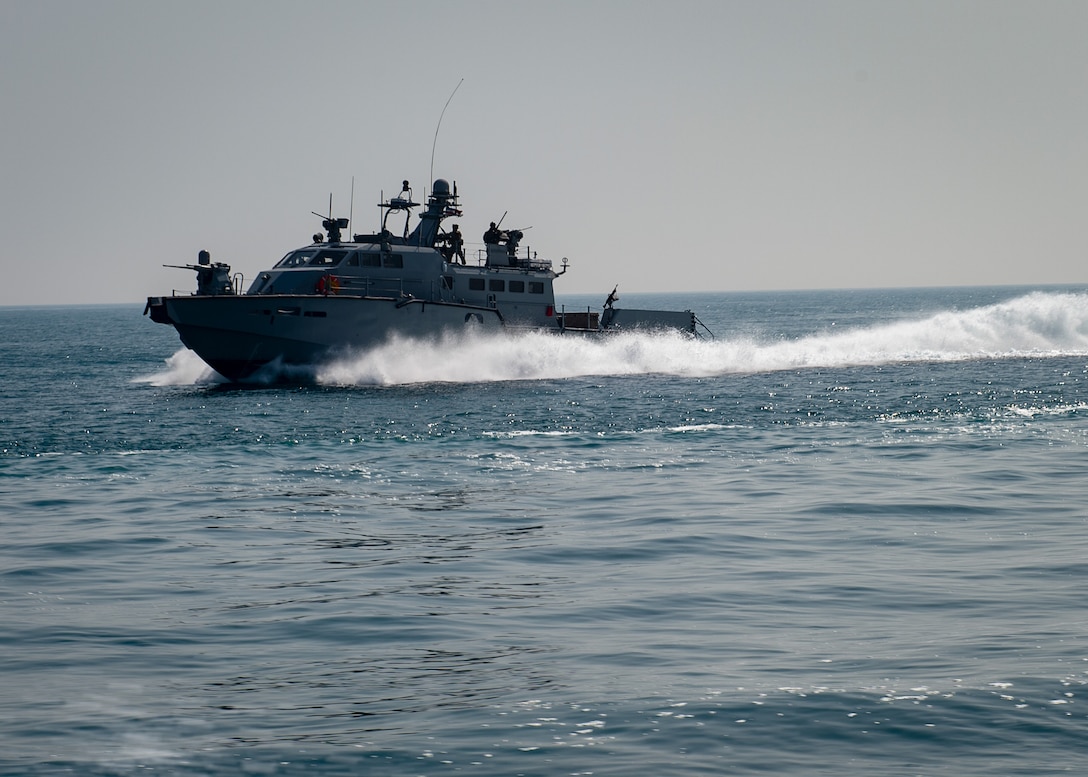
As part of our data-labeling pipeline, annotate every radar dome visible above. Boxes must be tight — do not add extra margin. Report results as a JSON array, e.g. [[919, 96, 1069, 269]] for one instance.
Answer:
[[432, 179, 451, 196]]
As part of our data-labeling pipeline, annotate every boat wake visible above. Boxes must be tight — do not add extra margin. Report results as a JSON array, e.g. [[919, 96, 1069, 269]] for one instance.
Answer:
[[136, 292, 1088, 387]]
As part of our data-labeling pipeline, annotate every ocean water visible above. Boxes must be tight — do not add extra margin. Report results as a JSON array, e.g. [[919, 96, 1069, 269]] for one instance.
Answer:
[[4, 285, 1088, 776]]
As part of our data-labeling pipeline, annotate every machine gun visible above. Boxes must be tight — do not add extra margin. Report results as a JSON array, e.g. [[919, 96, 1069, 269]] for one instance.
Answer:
[[162, 250, 236, 296]]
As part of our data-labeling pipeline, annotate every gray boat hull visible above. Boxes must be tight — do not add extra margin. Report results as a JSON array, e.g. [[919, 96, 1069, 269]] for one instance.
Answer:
[[154, 294, 504, 380]]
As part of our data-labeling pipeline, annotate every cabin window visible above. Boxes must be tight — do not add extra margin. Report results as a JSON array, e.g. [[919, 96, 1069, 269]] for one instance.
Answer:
[[508, 280, 525, 293], [344, 251, 359, 267], [307, 249, 346, 267], [441, 276, 454, 290], [528, 282, 545, 294], [489, 279, 505, 292], [361, 253, 381, 267], [275, 249, 316, 268], [383, 254, 404, 269], [469, 278, 485, 291]]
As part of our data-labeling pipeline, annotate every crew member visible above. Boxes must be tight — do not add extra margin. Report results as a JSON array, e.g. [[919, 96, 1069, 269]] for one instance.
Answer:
[[448, 224, 465, 263]]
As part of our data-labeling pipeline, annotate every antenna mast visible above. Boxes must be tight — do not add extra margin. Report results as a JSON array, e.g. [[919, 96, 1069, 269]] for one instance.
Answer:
[[430, 78, 464, 185]]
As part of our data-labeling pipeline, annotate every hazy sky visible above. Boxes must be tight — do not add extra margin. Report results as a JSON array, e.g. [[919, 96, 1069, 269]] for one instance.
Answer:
[[2, 0, 1087, 306]]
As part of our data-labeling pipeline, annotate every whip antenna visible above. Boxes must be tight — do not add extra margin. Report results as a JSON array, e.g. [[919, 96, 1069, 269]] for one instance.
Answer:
[[430, 78, 463, 185]]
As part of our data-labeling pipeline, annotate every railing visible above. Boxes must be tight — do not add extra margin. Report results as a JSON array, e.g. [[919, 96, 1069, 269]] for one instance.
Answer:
[[327, 276, 407, 297], [479, 243, 554, 271], [524, 257, 553, 271], [558, 306, 599, 331]]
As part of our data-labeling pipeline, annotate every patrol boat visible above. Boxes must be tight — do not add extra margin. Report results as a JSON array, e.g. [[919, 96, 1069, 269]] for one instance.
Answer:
[[145, 178, 699, 381]]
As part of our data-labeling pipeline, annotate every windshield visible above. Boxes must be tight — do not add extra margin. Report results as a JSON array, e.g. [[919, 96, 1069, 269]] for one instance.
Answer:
[[307, 249, 347, 267], [274, 250, 316, 268]]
